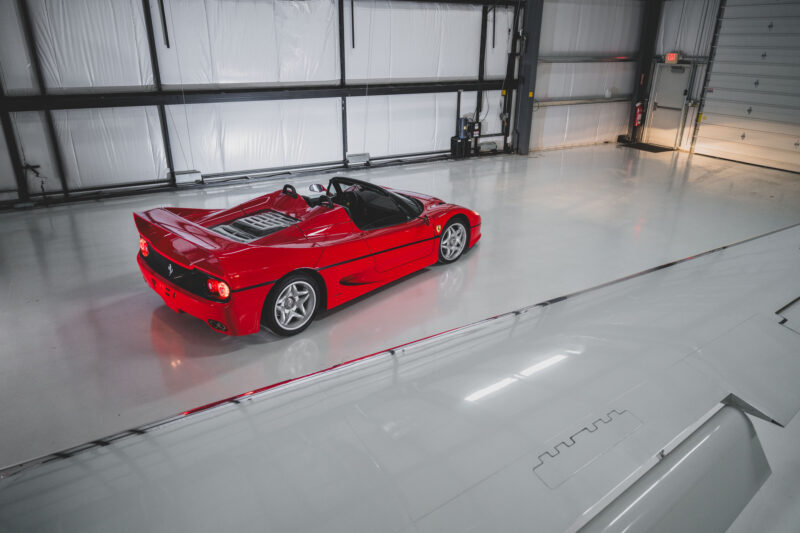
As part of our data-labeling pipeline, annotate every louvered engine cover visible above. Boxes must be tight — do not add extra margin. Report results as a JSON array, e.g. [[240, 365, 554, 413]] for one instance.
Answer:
[[211, 210, 298, 243]]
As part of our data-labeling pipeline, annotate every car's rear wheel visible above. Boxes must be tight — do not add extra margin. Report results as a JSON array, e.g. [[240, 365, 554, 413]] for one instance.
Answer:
[[263, 273, 319, 336], [438, 219, 468, 264]]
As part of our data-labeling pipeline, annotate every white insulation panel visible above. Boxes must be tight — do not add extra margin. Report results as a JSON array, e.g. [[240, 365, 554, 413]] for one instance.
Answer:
[[28, 0, 153, 91], [535, 62, 636, 99], [539, 0, 643, 56], [530, 101, 630, 151], [52, 107, 167, 189], [475, 90, 507, 135], [345, 1, 482, 82], [0, 0, 38, 95], [10, 112, 61, 194], [347, 93, 468, 157], [0, 126, 17, 197], [656, 0, 720, 57], [155, 0, 340, 87], [484, 7, 517, 79], [166, 99, 343, 175]]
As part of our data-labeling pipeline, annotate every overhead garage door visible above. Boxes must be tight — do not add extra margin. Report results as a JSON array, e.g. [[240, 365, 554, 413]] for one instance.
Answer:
[[694, 0, 800, 172]]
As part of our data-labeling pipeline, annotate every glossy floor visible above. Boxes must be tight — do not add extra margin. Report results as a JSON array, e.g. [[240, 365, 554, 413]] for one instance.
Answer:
[[1, 144, 800, 468], [2, 218, 799, 532]]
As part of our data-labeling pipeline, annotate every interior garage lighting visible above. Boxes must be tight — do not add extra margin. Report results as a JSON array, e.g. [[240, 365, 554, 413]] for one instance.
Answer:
[[465, 377, 518, 402], [519, 354, 568, 377]]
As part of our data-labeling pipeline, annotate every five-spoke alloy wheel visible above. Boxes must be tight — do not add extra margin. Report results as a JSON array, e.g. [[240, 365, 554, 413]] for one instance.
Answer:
[[264, 273, 319, 336], [438, 219, 468, 264]]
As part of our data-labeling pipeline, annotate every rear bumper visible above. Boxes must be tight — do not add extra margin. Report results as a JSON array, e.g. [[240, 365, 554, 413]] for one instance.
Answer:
[[137, 255, 270, 336]]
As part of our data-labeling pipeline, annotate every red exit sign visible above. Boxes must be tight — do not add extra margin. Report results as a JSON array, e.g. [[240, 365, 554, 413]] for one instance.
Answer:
[[665, 52, 680, 64]]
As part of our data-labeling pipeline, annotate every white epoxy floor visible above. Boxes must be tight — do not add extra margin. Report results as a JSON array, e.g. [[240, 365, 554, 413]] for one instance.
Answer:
[[1, 144, 800, 468]]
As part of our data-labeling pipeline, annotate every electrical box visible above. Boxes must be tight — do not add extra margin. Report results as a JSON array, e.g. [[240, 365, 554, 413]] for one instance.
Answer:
[[450, 136, 470, 159], [457, 117, 473, 140]]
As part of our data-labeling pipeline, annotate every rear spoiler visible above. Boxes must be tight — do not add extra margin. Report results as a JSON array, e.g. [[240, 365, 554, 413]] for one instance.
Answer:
[[134, 208, 246, 279]]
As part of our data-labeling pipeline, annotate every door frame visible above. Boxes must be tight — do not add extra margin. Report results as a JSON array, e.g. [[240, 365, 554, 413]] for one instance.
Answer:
[[644, 62, 695, 149]]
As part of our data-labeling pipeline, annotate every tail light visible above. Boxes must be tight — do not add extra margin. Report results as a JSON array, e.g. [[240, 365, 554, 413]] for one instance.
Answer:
[[139, 237, 149, 257], [207, 279, 231, 300]]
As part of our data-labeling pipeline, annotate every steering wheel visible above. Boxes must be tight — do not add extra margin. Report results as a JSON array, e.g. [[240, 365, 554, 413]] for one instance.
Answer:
[[318, 195, 334, 208]]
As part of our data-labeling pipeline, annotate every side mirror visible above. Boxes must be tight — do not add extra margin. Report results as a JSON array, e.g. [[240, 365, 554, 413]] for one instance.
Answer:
[[309, 184, 326, 193]]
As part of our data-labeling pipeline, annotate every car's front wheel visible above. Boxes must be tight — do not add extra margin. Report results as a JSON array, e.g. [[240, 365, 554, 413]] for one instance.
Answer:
[[438, 219, 469, 264], [263, 273, 319, 336]]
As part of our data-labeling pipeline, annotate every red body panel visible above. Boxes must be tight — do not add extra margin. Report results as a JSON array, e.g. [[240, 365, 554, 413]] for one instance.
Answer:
[[134, 185, 481, 335]]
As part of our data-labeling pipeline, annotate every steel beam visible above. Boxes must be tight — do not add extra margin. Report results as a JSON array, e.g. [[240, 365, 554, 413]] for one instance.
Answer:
[[536, 95, 632, 107], [627, 0, 664, 142], [141, 0, 176, 186], [382, 0, 521, 5], [511, 0, 544, 155], [0, 105, 29, 202], [538, 55, 636, 63], [15, 0, 71, 197], [1, 80, 511, 112]]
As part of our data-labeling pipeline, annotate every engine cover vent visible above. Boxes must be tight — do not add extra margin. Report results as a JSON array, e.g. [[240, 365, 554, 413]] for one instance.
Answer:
[[212, 210, 297, 243]]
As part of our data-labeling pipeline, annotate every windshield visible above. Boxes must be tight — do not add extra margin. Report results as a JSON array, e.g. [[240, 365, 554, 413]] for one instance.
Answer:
[[391, 192, 423, 217]]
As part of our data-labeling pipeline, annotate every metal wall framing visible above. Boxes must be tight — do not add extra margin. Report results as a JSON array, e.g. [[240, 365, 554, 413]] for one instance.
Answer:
[[512, 0, 544, 154], [628, 0, 665, 142], [0, 0, 524, 206]]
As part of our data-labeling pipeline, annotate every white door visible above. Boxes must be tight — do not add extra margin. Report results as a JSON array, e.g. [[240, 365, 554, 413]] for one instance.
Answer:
[[644, 64, 692, 148]]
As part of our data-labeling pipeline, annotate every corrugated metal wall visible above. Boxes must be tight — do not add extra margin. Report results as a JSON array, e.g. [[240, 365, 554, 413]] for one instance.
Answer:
[[694, 0, 800, 172], [530, 0, 643, 151]]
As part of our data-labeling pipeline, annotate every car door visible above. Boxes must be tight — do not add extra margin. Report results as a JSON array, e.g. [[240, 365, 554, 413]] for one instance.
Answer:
[[357, 191, 434, 273], [363, 217, 434, 273]]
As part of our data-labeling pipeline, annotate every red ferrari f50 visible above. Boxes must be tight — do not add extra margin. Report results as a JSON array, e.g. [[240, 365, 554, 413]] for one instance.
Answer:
[[135, 177, 481, 336]]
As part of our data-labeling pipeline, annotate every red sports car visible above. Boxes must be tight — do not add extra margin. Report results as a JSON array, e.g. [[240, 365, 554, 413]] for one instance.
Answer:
[[135, 177, 481, 336]]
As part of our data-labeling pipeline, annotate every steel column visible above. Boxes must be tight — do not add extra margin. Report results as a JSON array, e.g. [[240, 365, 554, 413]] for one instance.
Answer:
[[474, 5, 489, 150], [15, 0, 70, 197], [626, 0, 664, 142], [511, 0, 544, 155], [141, 0, 176, 186], [0, 86, 29, 201], [501, 4, 521, 151], [338, 0, 349, 165]]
